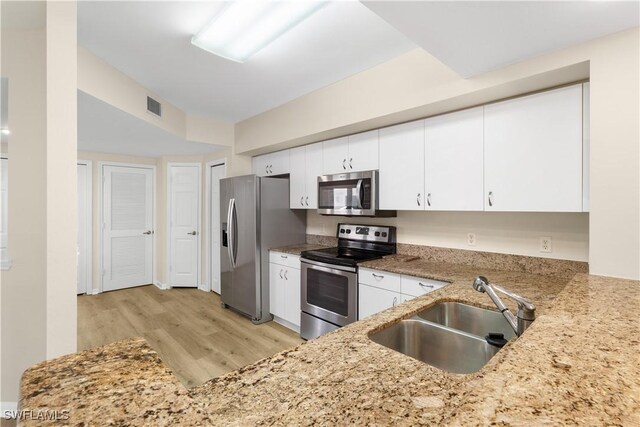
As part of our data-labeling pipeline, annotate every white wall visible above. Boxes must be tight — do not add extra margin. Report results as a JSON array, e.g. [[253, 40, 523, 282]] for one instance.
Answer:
[[308, 211, 589, 262]]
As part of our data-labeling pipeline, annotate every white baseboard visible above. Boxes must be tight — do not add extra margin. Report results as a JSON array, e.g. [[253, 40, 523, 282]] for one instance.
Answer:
[[90, 288, 100, 295], [198, 284, 210, 292], [153, 280, 169, 290], [1, 401, 18, 419]]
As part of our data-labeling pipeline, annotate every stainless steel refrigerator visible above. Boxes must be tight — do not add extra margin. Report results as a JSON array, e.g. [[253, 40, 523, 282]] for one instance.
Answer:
[[220, 175, 306, 324]]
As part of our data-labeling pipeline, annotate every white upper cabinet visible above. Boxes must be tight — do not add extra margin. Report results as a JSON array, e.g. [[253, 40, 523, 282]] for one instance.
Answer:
[[424, 107, 484, 211], [379, 120, 425, 210], [289, 143, 322, 209], [484, 84, 583, 212], [348, 130, 379, 172], [305, 142, 323, 209], [322, 131, 379, 175], [252, 150, 290, 177], [322, 136, 349, 175], [289, 146, 306, 209]]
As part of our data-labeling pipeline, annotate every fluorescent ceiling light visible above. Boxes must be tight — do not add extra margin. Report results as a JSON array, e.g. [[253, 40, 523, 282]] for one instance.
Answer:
[[192, 1, 326, 63]]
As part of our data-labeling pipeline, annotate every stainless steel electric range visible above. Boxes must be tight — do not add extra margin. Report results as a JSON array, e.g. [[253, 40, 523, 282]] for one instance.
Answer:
[[299, 224, 396, 340]]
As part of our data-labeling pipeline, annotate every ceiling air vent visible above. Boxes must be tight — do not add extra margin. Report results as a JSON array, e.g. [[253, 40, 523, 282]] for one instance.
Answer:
[[146, 96, 162, 117]]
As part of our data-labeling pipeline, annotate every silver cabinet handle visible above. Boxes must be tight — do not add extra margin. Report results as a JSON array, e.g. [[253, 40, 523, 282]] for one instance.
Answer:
[[188, 231, 197, 236], [265, 165, 268, 174], [488, 191, 494, 207], [269, 165, 273, 174], [417, 193, 421, 206], [280, 255, 288, 259], [372, 273, 384, 280], [392, 296, 398, 307], [426, 193, 431, 207], [143, 230, 152, 235], [342, 159, 347, 170], [279, 269, 283, 279], [284, 270, 288, 280], [300, 196, 304, 206], [305, 196, 309, 206], [349, 158, 353, 169], [419, 282, 434, 289]]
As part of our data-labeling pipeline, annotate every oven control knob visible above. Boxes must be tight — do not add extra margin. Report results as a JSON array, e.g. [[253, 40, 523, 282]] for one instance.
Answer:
[[346, 229, 351, 234], [374, 231, 380, 237], [340, 229, 345, 233], [381, 232, 387, 237]]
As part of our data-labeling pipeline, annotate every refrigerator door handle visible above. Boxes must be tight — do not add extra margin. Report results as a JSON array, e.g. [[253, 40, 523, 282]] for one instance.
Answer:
[[227, 198, 236, 269]]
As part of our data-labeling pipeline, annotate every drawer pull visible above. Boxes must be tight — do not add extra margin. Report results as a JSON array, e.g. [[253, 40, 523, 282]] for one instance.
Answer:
[[419, 282, 435, 289], [284, 270, 288, 280], [392, 296, 398, 307], [279, 269, 284, 279], [372, 273, 384, 280], [280, 255, 288, 259]]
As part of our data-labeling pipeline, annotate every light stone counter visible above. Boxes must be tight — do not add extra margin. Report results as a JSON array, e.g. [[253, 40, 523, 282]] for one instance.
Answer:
[[18, 258, 640, 426]]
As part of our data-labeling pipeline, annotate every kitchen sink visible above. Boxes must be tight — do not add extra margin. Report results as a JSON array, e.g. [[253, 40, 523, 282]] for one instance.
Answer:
[[369, 302, 515, 374], [417, 302, 516, 341]]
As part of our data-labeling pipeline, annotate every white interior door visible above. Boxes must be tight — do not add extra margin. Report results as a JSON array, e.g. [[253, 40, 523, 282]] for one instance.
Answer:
[[77, 163, 90, 294], [210, 164, 225, 294], [103, 165, 153, 292], [169, 164, 200, 287]]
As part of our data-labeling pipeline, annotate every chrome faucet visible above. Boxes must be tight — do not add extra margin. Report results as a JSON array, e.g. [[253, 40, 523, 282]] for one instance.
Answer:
[[472, 276, 536, 336]]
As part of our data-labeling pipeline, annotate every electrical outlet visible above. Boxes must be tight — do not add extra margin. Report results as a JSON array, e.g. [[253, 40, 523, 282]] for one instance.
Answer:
[[467, 233, 477, 246], [539, 236, 552, 253]]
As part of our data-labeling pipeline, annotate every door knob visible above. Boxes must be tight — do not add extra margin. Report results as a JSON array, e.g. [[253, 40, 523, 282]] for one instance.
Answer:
[[143, 230, 152, 235], [188, 231, 197, 235]]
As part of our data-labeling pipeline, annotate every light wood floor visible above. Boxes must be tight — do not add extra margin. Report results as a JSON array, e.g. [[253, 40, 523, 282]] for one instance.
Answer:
[[77, 285, 303, 388]]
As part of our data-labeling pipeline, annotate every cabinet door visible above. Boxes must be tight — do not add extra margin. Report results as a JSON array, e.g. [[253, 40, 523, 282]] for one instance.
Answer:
[[484, 85, 583, 212], [425, 107, 484, 211], [358, 284, 401, 320], [269, 263, 285, 318], [289, 146, 306, 209], [252, 154, 271, 177], [283, 267, 301, 327], [269, 150, 290, 176], [322, 137, 349, 175], [379, 120, 425, 210], [348, 130, 379, 172], [305, 143, 323, 209]]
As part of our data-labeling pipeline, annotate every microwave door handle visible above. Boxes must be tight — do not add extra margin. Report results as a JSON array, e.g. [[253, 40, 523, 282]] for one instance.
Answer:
[[355, 179, 364, 209]]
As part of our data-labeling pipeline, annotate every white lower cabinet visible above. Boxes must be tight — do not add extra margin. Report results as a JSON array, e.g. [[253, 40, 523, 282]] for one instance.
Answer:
[[269, 251, 301, 330], [359, 284, 401, 319], [358, 268, 448, 320]]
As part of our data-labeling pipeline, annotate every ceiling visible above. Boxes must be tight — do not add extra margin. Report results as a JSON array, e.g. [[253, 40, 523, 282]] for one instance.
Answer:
[[363, 1, 640, 78], [77, 1, 416, 122], [78, 91, 225, 157]]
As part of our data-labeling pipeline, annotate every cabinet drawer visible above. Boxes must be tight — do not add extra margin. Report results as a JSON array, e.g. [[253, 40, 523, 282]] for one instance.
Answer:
[[269, 251, 300, 269], [358, 268, 401, 293], [401, 275, 447, 297]]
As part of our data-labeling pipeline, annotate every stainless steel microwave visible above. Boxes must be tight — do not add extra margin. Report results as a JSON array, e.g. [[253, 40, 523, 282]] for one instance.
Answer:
[[317, 170, 396, 217]]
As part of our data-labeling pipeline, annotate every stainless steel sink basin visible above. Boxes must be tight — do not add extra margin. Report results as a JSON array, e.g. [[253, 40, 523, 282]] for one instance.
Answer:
[[369, 302, 515, 374], [417, 302, 516, 340], [370, 319, 502, 374]]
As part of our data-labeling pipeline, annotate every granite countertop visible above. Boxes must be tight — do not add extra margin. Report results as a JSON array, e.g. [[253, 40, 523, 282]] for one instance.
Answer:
[[19, 258, 640, 426], [269, 243, 328, 256]]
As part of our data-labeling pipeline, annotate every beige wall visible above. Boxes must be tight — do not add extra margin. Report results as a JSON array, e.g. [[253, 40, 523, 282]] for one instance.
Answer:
[[309, 211, 589, 262], [78, 47, 234, 147], [236, 28, 640, 280], [1, 2, 78, 403]]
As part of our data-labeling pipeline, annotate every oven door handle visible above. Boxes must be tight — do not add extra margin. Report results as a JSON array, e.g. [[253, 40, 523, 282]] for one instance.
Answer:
[[355, 179, 363, 209], [301, 258, 357, 273]]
